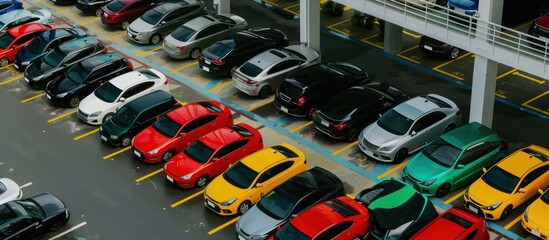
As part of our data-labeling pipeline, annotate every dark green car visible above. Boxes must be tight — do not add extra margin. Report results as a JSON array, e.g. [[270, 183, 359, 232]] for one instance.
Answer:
[[402, 122, 510, 198]]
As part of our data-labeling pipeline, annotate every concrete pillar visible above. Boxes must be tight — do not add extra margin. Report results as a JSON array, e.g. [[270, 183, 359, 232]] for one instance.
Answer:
[[213, 0, 230, 14], [300, 0, 320, 53], [383, 21, 403, 54]]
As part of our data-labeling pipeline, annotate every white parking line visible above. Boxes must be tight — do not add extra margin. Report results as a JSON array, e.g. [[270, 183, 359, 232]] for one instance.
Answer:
[[20, 182, 32, 188], [49, 222, 87, 240]]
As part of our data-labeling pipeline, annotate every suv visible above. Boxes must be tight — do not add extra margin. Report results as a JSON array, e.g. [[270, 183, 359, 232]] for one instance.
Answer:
[[77, 0, 114, 17], [45, 52, 133, 107], [99, 90, 181, 147], [198, 27, 289, 76], [25, 37, 107, 90]]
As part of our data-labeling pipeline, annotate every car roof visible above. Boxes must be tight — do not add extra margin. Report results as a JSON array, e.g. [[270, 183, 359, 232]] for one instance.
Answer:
[[154, 2, 183, 14], [394, 94, 450, 120], [240, 144, 301, 172], [199, 125, 249, 149], [58, 37, 100, 53], [272, 167, 338, 199], [246, 49, 291, 70], [0, 9, 30, 23], [37, 28, 74, 42], [7, 23, 48, 36], [440, 122, 500, 149], [125, 90, 173, 110], [496, 145, 549, 177], [412, 207, 483, 239], [166, 102, 215, 125], [184, 15, 217, 31], [109, 69, 158, 89], [80, 53, 124, 69]]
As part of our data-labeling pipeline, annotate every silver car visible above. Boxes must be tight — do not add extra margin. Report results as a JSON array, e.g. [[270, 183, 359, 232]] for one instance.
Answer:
[[0, 178, 22, 205], [358, 94, 462, 163], [162, 14, 247, 60], [0, 9, 53, 33], [232, 45, 320, 99], [127, 0, 206, 45]]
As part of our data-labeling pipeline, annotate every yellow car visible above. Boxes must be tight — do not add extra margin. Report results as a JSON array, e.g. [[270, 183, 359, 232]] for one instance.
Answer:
[[464, 145, 549, 220], [203, 143, 307, 216], [522, 188, 549, 239]]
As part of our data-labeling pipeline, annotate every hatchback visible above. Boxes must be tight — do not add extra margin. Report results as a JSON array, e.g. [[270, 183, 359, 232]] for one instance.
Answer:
[[410, 207, 490, 240], [232, 45, 320, 99], [0, 9, 53, 33], [162, 13, 247, 59], [25, 37, 107, 89], [0, 1, 23, 15], [45, 52, 133, 107], [0, 23, 55, 67], [127, 1, 207, 45], [358, 94, 462, 163]]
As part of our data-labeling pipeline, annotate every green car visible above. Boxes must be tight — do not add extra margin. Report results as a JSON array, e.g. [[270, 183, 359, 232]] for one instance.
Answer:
[[402, 122, 510, 198]]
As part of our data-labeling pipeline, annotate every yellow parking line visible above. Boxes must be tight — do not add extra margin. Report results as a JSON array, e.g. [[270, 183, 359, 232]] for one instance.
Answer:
[[403, 31, 421, 38], [102, 146, 131, 160], [170, 61, 198, 73], [170, 190, 204, 208], [57, 8, 71, 14], [496, 68, 517, 80], [513, 71, 545, 84], [514, 21, 533, 30], [377, 160, 409, 179], [433, 68, 464, 81], [73, 128, 99, 140], [504, 215, 522, 229], [283, 3, 300, 10], [290, 121, 313, 133], [107, 32, 128, 41], [327, 19, 351, 29], [0, 63, 13, 70], [262, 0, 279, 6], [433, 52, 472, 70], [496, 93, 507, 99], [135, 168, 164, 183], [443, 189, 466, 205], [208, 216, 240, 235], [332, 141, 358, 155], [346, 193, 354, 198], [80, 18, 100, 26], [344, 6, 351, 11], [248, 100, 273, 112], [0, 74, 23, 86], [361, 34, 384, 49], [47, 110, 77, 123], [522, 90, 549, 115], [176, 100, 188, 105], [21, 93, 46, 103], [208, 80, 233, 92], [136, 47, 162, 57], [397, 46, 421, 64]]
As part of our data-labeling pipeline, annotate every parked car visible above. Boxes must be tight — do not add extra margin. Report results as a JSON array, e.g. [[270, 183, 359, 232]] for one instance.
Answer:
[[199, 27, 289, 76], [164, 123, 263, 188], [162, 13, 247, 59], [402, 122, 509, 197], [232, 45, 320, 99], [410, 207, 490, 240], [0, 178, 22, 205], [204, 143, 307, 216], [358, 94, 462, 163], [45, 52, 133, 108], [522, 188, 549, 239], [312, 83, 408, 142], [0, 1, 23, 15], [0, 23, 55, 67], [394, 0, 448, 8], [0, 9, 53, 33], [100, 0, 184, 30], [0, 193, 70, 240], [76, 0, 114, 16], [527, 12, 549, 50], [448, 0, 542, 27], [275, 62, 370, 119], [419, 35, 461, 59], [464, 145, 549, 220], [14, 27, 87, 71], [127, 1, 207, 45], [269, 196, 371, 240], [78, 68, 169, 125], [132, 100, 233, 163], [236, 167, 346, 240], [355, 179, 439, 240], [24, 36, 107, 89]]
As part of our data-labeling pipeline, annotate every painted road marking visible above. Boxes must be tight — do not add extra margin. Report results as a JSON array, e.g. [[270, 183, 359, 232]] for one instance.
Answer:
[[208, 216, 240, 235], [496, 68, 517, 80], [47, 110, 77, 123], [432, 52, 473, 81], [136, 47, 162, 57], [208, 80, 233, 92], [377, 160, 408, 179], [403, 30, 421, 38], [248, 100, 273, 112], [443, 189, 466, 205], [522, 90, 549, 115], [135, 168, 164, 183], [361, 34, 384, 49], [20, 182, 33, 188], [170, 61, 198, 73], [504, 215, 522, 229], [102, 146, 131, 160], [74, 128, 99, 140], [0, 74, 23, 86], [290, 121, 313, 133], [513, 71, 545, 84], [327, 19, 351, 36], [283, 3, 300, 15], [107, 32, 129, 41], [81, 18, 100, 26], [397, 45, 421, 64], [57, 8, 71, 14], [170, 190, 204, 208], [21, 93, 46, 103], [332, 141, 358, 155], [0, 63, 13, 70], [49, 222, 87, 240], [262, 0, 279, 7]]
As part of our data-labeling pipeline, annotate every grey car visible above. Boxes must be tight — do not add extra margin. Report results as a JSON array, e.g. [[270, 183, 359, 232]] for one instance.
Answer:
[[162, 14, 247, 60], [127, 0, 206, 45], [0, 9, 53, 33], [358, 94, 462, 163], [232, 45, 320, 99]]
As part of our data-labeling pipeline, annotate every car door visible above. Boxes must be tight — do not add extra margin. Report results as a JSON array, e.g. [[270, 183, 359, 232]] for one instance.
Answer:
[[132, 108, 156, 136], [211, 140, 249, 177], [158, 9, 183, 37], [250, 161, 295, 203], [407, 111, 446, 152], [452, 142, 499, 188], [180, 115, 217, 146], [265, 59, 302, 89], [120, 81, 155, 103], [515, 165, 549, 206], [4, 217, 40, 240]]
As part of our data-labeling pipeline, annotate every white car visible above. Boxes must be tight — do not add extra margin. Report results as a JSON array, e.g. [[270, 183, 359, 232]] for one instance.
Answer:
[[0, 178, 22, 205], [77, 68, 170, 125]]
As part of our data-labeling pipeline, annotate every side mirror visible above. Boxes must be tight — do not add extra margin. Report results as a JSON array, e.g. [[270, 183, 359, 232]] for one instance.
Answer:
[[255, 183, 263, 188], [378, 113, 382, 118], [161, 21, 166, 25], [456, 164, 465, 169], [538, 189, 544, 195], [410, 131, 417, 136], [118, 97, 125, 102], [518, 188, 527, 193], [212, 157, 219, 162], [290, 214, 298, 219]]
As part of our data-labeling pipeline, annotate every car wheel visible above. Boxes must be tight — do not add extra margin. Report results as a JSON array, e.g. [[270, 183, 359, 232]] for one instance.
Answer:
[[102, 113, 114, 123], [120, 136, 131, 147], [48, 221, 65, 232], [195, 175, 208, 188], [394, 148, 408, 163], [449, 47, 460, 59], [307, 107, 317, 120], [444, 124, 456, 133], [149, 34, 161, 45], [258, 85, 272, 99], [161, 150, 175, 162], [346, 128, 359, 143], [0, 57, 8, 67], [238, 200, 251, 215], [68, 96, 80, 108], [435, 183, 451, 198], [121, 21, 130, 30], [500, 205, 513, 221], [189, 48, 201, 60], [94, 8, 102, 17]]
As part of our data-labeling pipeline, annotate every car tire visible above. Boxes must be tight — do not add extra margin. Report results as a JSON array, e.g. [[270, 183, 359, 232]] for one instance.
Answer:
[[195, 175, 208, 188], [346, 128, 359, 143], [0, 57, 8, 67], [94, 8, 102, 17], [444, 124, 456, 133], [68, 96, 80, 108], [238, 200, 251, 215], [48, 221, 65, 232], [435, 183, 451, 198], [161, 150, 175, 162], [394, 148, 408, 163], [500, 205, 513, 221], [120, 136, 131, 147], [102, 113, 114, 123], [189, 48, 201, 60], [149, 34, 161, 45], [307, 107, 317, 120], [258, 86, 272, 99], [448, 47, 460, 59], [121, 21, 130, 30]]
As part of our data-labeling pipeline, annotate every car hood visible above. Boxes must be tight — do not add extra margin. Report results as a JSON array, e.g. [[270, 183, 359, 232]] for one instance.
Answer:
[[26, 58, 55, 78], [285, 45, 319, 63], [16, 47, 41, 63], [165, 153, 204, 177], [238, 205, 281, 237], [79, 93, 113, 115], [30, 194, 66, 218], [133, 126, 171, 152], [47, 77, 81, 94], [129, 17, 154, 33], [101, 116, 130, 137], [528, 198, 549, 229], [406, 154, 450, 181], [467, 179, 509, 206], [536, 15, 549, 29], [449, 0, 477, 10], [362, 122, 402, 148], [206, 175, 247, 204]]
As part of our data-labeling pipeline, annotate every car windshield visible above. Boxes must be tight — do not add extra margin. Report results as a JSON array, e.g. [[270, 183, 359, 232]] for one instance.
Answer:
[[257, 187, 298, 220], [12, 200, 44, 219], [274, 223, 311, 240], [141, 8, 163, 25], [541, 191, 549, 204], [171, 26, 196, 42], [206, 40, 235, 58], [377, 109, 413, 135], [482, 166, 519, 194], [113, 105, 137, 127], [43, 47, 66, 66], [94, 82, 122, 103], [239, 62, 262, 77], [183, 140, 214, 164], [423, 138, 462, 167], [26, 35, 48, 54], [222, 161, 258, 189], [151, 115, 181, 138], [0, 32, 14, 49], [106, 0, 125, 12], [67, 62, 91, 84]]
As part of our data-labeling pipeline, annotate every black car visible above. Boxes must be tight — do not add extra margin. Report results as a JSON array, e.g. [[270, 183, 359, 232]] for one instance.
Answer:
[[0, 193, 70, 240], [25, 36, 106, 90], [312, 82, 408, 142], [419, 35, 461, 59], [275, 62, 370, 119], [76, 0, 113, 16], [198, 27, 289, 76], [49, 0, 76, 5], [45, 52, 133, 108]]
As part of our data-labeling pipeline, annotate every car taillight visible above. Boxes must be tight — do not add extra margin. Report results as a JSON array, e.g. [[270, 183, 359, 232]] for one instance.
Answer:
[[456, 109, 462, 115], [310, 110, 317, 118], [243, 79, 257, 85], [297, 97, 305, 107], [333, 123, 346, 131], [102, 47, 108, 53], [176, 46, 185, 51], [199, 51, 203, 58], [127, 61, 133, 69], [211, 59, 225, 65], [163, 79, 168, 85]]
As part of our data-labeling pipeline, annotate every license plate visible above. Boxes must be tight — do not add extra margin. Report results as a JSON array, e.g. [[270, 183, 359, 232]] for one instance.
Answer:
[[101, 135, 107, 141], [204, 59, 211, 65], [531, 229, 541, 237], [237, 235, 245, 240], [166, 175, 173, 182], [202, 66, 209, 72], [467, 204, 478, 214], [46, 94, 51, 100], [423, 45, 433, 51], [280, 106, 288, 113], [133, 150, 141, 157], [103, 12, 108, 18], [207, 200, 215, 208], [321, 120, 329, 127], [24, 78, 29, 83]]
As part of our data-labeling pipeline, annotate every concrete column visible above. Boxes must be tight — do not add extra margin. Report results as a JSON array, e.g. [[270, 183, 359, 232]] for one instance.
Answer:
[[383, 21, 403, 54], [300, 0, 320, 53], [213, 0, 230, 14]]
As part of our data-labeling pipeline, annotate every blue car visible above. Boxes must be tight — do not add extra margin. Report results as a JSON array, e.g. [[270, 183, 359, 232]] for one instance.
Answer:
[[0, 1, 23, 15]]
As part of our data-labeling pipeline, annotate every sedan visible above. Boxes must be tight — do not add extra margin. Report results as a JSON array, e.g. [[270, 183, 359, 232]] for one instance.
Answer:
[[0, 1, 23, 15], [312, 83, 408, 142], [132, 100, 233, 163], [0, 178, 22, 205], [236, 167, 346, 240], [164, 123, 263, 188], [528, 13, 549, 50], [0, 193, 70, 240], [78, 68, 170, 125], [358, 93, 462, 163], [522, 188, 549, 239], [162, 13, 247, 59], [0, 23, 55, 67], [464, 145, 549, 220], [410, 207, 489, 240], [204, 143, 307, 216], [402, 122, 509, 197], [419, 35, 461, 59], [101, 0, 156, 30], [232, 45, 320, 99], [0, 9, 53, 33]]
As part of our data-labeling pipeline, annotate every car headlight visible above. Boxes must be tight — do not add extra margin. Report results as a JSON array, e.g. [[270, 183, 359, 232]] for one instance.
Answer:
[[89, 111, 102, 117], [486, 201, 502, 210], [422, 179, 436, 186], [147, 148, 160, 155], [249, 233, 269, 240], [56, 92, 68, 98], [221, 197, 237, 206], [524, 206, 529, 222], [21, 61, 29, 66], [180, 173, 193, 180], [379, 144, 396, 151], [110, 135, 119, 140]]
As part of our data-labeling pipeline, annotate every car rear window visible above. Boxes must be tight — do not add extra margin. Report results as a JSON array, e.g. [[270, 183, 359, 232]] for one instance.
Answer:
[[239, 62, 262, 77], [229, 125, 253, 137], [522, 148, 549, 162], [279, 82, 303, 99], [171, 26, 196, 42], [443, 212, 473, 229], [107, 0, 125, 12], [139, 69, 160, 79], [325, 198, 359, 217], [425, 95, 451, 108], [212, 14, 236, 24], [271, 145, 298, 158], [205, 40, 235, 59]]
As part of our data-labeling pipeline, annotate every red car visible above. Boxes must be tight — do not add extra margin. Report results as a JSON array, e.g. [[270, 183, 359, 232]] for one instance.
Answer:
[[164, 123, 263, 188], [410, 207, 489, 240], [132, 101, 233, 163], [269, 196, 371, 240], [0, 23, 56, 67], [100, 0, 156, 30]]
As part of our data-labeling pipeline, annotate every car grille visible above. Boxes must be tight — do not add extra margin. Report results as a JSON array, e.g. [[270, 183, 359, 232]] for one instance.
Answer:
[[403, 175, 420, 190], [204, 196, 221, 213], [77, 109, 89, 120], [279, 92, 292, 103], [132, 147, 145, 160], [361, 138, 379, 150]]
